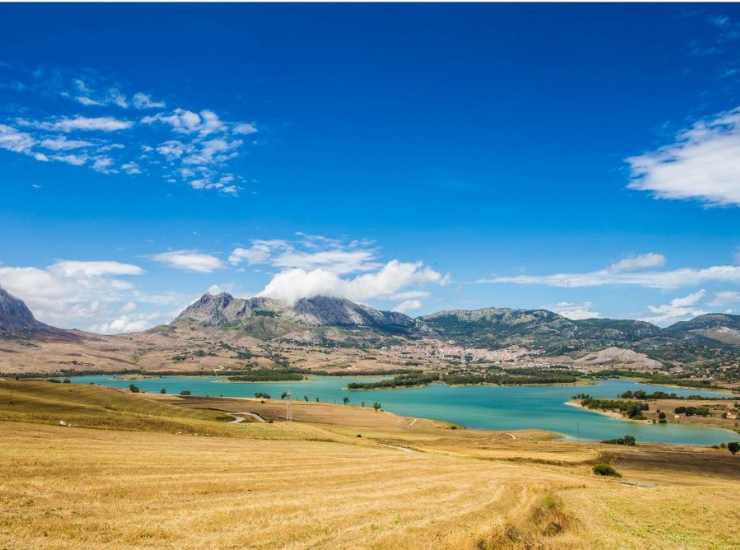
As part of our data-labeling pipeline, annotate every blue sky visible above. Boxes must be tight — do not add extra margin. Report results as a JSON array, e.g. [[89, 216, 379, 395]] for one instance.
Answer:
[[1, 4, 739, 332]]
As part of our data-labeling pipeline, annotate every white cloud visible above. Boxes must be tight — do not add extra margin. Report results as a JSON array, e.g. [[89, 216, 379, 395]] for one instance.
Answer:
[[76, 96, 104, 107], [151, 250, 224, 273], [143, 108, 223, 136], [90, 312, 160, 334], [51, 153, 88, 166], [40, 136, 93, 151], [710, 290, 740, 306], [228, 237, 378, 274], [132, 92, 165, 110], [551, 301, 601, 320], [156, 140, 190, 160], [49, 261, 143, 278], [273, 249, 379, 275], [608, 253, 665, 272], [258, 260, 445, 305], [121, 161, 141, 175], [182, 138, 242, 165], [92, 156, 114, 173], [393, 299, 422, 314], [627, 107, 740, 206], [0, 123, 35, 154], [642, 290, 707, 326], [229, 240, 289, 265], [233, 122, 257, 135], [19, 115, 133, 132], [481, 254, 740, 289], [0, 260, 144, 329]]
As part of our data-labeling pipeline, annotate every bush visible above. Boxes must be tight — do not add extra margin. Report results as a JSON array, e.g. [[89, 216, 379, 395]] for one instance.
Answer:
[[728, 442, 739, 455], [593, 464, 621, 477], [129, 384, 140, 393], [160, 388, 167, 394], [179, 390, 191, 396], [602, 435, 636, 446]]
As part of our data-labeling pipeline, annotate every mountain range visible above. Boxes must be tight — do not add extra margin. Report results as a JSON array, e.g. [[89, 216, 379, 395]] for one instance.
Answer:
[[1, 287, 739, 369]]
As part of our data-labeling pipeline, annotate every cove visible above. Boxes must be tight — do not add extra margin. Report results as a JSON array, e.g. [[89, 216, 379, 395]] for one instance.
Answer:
[[69, 374, 738, 446]]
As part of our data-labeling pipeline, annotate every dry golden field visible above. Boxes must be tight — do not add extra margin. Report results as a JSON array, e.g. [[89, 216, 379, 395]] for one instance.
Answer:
[[1, 380, 739, 549]]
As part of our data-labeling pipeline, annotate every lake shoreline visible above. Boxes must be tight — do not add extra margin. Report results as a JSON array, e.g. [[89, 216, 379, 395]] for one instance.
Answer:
[[67, 374, 737, 446], [565, 399, 650, 424]]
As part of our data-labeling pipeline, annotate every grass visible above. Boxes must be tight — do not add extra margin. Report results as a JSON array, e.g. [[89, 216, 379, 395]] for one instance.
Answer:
[[1, 379, 739, 549]]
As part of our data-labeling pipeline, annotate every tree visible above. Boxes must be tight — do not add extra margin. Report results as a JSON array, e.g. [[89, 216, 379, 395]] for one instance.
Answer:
[[593, 464, 621, 477], [728, 442, 740, 456], [373, 402, 382, 412], [304, 395, 309, 402], [160, 388, 167, 394], [129, 384, 140, 393], [343, 397, 350, 405], [281, 392, 289, 400], [180, 390, 192, 396], [658, 411, 667, 424]]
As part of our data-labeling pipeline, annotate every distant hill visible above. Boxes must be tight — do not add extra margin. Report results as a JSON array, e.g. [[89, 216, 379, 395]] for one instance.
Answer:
[[419, 308, 662, 354], [0, 287, 78, 341]]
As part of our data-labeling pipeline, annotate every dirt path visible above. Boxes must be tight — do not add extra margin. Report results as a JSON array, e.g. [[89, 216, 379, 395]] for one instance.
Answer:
[[228, 412, 266, 424]]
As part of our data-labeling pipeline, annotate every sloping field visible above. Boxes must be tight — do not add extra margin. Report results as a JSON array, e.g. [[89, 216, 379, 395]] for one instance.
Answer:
[[1, 380, 739, 549]]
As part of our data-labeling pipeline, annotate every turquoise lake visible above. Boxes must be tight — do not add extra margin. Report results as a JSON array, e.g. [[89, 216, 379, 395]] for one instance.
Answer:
[[70, 375, 739, 446]]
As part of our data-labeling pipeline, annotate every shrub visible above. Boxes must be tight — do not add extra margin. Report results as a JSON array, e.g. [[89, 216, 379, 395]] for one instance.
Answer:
[[160, 388, 167, 394], [593, 464, 621, 477], [602, 435, 636, 446], [129, 384, 140, 393], [179, 390, 191, 396], [728, 442, 739, 455]]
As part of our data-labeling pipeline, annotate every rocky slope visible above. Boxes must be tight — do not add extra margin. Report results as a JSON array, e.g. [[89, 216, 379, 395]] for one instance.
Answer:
[[0, 287, 77, 340], [173, 293, 416, 336]]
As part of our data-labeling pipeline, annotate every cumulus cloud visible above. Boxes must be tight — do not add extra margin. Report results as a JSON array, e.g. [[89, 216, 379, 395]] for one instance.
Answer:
[[0, 260, 144, 329], [627, 107, 740, 206], [551, 301, 601, 320], [258, 260, 445, 305], [90, 312, 161, 334], [642, 290, 707, 326], [151, 250, 224, 273], [480, 254, 740, 289]]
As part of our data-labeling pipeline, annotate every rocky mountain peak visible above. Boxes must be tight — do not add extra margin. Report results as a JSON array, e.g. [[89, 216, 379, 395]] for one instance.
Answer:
[[0, 287, 76, 340]]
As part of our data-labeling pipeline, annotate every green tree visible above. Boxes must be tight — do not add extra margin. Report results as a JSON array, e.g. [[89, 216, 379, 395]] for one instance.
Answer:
[[129, 384, 140, 393], [728, 442, 739, 455], [160, 388, 167, 394], [343, 397, 350, 405]]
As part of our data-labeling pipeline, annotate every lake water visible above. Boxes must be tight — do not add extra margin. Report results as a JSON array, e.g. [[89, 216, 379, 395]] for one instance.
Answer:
[[69, 374, 739, 446]]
